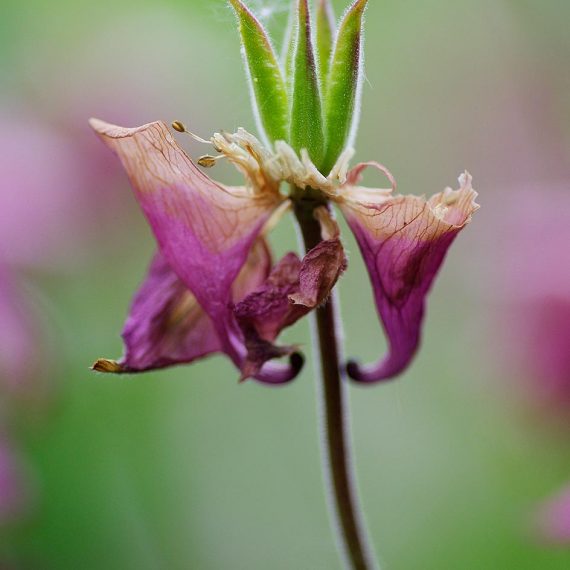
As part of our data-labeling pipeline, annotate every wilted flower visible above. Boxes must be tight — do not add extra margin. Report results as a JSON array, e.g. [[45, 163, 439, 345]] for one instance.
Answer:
[[89, 0, 477, 385], [88, 2, 480, 567]]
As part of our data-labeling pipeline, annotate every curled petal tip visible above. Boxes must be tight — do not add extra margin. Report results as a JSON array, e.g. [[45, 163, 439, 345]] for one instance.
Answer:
[[88, 117, 103, 130], [345, 359, 360, 381], [345, 358, 399, 383], [290, 351, 305, 374], [340, 170, 478, 383], [91, 359, 124, 374], [254, 352, 305, 385]]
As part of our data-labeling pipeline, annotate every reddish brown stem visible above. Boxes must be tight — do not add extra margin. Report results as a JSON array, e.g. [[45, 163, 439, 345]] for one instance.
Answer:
[[294, 198, 378, 570]]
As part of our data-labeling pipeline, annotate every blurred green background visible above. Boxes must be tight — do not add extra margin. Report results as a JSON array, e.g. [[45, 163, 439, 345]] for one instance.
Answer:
[[1, 0, 569, 568]]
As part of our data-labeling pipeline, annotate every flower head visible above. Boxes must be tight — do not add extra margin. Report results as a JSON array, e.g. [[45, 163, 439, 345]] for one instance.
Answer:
[[90, 0, 478, 384]]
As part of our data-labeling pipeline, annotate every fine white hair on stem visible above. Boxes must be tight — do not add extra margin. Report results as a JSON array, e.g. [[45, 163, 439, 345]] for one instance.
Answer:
[[346, 3, 366, 150], [240, 43, 273, 147]]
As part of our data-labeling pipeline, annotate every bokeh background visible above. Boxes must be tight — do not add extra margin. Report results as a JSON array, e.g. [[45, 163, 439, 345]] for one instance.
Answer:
[[1, 0, 569, 568]]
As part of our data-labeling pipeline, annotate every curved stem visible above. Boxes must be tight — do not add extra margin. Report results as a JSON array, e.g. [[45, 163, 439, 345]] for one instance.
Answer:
[[294, 200, 378, 570]]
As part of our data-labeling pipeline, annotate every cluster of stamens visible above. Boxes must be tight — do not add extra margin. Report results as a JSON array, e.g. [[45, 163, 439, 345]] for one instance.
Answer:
[[172, 121, 355, 198]]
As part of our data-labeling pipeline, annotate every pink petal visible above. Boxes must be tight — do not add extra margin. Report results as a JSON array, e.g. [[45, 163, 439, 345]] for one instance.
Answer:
[[340, 167, 478, 382], [93, 252, 222, 374], [90, 120, 300, 382], [93, 239, 275, 375]]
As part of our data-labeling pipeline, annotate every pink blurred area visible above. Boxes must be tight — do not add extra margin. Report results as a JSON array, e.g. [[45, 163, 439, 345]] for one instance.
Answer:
[[536, 484, 570, 546], [0, 267, 42, 397], [0, 433, 34, 525], [488, 187, 570, 425], [0, 106, 128, 268]]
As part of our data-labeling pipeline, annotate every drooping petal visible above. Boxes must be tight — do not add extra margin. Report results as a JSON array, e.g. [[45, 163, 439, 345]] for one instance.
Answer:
[[340, 167, 479, 382], [93, 238, 272, 375], [235, 207, 346, 379], [93, 252, 221, 374], [89, 119, 297, 380]]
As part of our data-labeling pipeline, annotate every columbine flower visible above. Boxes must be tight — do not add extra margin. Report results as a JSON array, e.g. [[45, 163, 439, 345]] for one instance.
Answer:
[[89, 0, 477, 385]]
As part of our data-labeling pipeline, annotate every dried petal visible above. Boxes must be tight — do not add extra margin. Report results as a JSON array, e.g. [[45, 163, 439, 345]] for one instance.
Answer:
[[93, 239, 274, 375], [235, 213, 346, 378], [93, 252, 222, 374], [90, 120, 300, 382], [341, 167, 479, 382]]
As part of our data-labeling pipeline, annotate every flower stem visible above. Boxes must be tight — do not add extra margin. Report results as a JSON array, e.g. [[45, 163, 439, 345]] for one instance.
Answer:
[[294, 198, 378, 570]]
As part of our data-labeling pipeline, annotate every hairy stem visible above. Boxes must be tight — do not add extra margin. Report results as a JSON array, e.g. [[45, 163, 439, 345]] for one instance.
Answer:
[[294, 198, 378, 570]]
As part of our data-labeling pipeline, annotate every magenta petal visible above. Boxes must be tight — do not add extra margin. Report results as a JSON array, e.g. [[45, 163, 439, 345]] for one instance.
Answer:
[[341, 170, 478, 382], [93, 239, 278, 376], [93, 252, 222, 374], [90, 119, 292, 377], [235, 235, 346, 380]]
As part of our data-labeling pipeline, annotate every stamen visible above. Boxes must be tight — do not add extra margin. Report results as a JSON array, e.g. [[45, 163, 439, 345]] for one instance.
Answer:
[[328, 147, 355, 185], [300, 149, 329, 189], [171, 121, 212, 144], [171, 120, 186, 133], [262, 199, 292, 234], [197, 155, 224, 168], [92, 358, 124, 374], [193, 125, 358, 199], [314, 206, 340, 240]]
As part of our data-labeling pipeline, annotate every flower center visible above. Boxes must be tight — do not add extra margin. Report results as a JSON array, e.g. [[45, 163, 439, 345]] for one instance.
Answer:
[[172, 121, 354, 198]]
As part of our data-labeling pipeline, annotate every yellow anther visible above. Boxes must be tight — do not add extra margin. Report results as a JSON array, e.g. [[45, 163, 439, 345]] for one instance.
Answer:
[[197, 155, 223, 168], [171, 120, 186, 133], [171, 121, 212, 145], [92, 359, 124, 374]]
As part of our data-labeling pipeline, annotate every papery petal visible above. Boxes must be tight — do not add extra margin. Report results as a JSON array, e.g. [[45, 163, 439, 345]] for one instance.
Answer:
[[535, 484, 570, 545], [90, 119, 295, 379], [93, 239, 272, 374], [341, 169, 479, 382], [235, 209, 346, 379]]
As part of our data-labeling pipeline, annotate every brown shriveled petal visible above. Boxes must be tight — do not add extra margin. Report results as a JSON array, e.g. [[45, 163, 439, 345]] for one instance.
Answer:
[[234, 207, 347, 379], [339, 168, 479, 382]]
